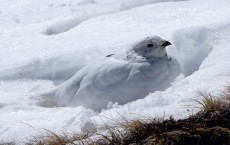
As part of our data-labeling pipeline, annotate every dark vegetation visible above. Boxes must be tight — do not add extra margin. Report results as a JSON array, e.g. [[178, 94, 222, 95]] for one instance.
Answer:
[[93, 89, 230, 145], [100, 107, 230, 145]]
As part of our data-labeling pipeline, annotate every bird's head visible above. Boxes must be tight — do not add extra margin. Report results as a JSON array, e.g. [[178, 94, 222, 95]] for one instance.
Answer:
[[132, 36, 172, 59]]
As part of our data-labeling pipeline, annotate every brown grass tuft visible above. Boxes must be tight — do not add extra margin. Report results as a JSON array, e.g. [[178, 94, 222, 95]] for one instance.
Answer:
[[125, 120, 144, 130], [196, 87, 230, 111], [27, 130, 89, 145], [196, 92, 223, 111]]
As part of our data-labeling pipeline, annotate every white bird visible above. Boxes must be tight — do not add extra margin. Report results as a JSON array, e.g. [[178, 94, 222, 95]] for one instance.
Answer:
[[132, 36, 171, 58], [49, 36, 180, 111], [107, 36, 172, 62]]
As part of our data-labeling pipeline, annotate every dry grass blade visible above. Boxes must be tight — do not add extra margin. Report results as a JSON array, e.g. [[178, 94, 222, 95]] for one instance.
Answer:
[[27, 129, 89, 145], [196, 92, 224, 111], [125, 120, 144, 130]]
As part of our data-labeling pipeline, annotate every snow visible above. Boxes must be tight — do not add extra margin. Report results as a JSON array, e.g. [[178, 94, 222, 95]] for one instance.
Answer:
[[170, 27, 213, 76], [0, 0, 230, 144]]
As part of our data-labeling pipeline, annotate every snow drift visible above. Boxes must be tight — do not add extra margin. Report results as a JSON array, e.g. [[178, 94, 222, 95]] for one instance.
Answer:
[[170, 27, 213, 76]]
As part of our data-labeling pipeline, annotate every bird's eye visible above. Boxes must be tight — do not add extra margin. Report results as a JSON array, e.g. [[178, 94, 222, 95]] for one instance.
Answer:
[[147, 44, 153, 47]]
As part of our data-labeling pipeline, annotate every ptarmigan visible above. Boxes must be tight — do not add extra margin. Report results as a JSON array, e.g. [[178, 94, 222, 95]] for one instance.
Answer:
[[107, 36, 172, 62], [49, 36, 180, 111]]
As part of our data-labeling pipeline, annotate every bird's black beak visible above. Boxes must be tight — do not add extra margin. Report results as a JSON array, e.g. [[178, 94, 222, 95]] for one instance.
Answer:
[[162, 41, 172, 47]]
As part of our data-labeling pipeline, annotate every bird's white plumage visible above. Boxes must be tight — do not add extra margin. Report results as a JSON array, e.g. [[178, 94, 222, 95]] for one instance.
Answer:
[[50, 36, 180, 111]]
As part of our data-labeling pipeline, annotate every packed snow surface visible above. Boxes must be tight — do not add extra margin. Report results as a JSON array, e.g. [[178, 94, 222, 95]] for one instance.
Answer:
[[0, 0, 230, 144]]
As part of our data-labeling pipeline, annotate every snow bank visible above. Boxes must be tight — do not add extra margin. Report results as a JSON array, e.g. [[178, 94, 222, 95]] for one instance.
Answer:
[[42, 0, 186, 35], [120, 0, 186, 10], [169, 27, 213, 76], [0, 53, 89, 82], [43, 12, 112, 35], [43, 15, 94, 35]]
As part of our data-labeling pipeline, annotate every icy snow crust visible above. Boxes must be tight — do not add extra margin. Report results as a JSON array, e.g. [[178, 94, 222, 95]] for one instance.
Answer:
[[0, 0, 230, 143]]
